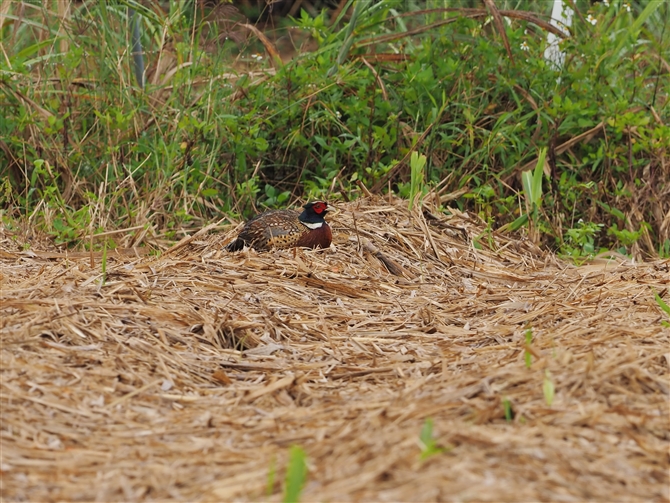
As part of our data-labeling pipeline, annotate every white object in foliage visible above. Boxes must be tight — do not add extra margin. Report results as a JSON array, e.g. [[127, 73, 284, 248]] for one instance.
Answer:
[[544, 0, 573, 70]]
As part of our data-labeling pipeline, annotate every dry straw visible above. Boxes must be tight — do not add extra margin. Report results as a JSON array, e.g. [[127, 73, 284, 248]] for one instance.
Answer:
[[1, 197, 668, 501]]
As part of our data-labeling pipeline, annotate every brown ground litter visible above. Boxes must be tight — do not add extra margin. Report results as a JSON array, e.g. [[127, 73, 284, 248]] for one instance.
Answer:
[[1, 198, 669, 502]]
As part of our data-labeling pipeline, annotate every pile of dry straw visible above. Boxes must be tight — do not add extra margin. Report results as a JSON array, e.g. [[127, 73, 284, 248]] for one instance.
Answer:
[[1, 197, 668, 501]]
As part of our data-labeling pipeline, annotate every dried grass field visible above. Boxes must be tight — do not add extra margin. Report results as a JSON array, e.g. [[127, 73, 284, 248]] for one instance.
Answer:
[[1, 198, 669, 502]]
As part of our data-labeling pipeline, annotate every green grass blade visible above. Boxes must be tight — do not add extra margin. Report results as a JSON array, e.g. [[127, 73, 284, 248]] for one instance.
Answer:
[[652, 290, 670, 317], [418, 417, 443, 460], [615, 1, 664, 56], [419, 416, 434, 447], [531, 148, 546, 208], [499, 214, 529, 233], [521, 170, 534, 215], [283, 446, 307, 503], [503, 398, 513, 422], [329, 0, 364, 75], [408, 151, 427, 211]]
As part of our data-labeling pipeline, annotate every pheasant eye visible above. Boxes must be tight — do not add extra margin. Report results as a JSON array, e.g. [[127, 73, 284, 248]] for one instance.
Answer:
[[313, 202, 327, 213]]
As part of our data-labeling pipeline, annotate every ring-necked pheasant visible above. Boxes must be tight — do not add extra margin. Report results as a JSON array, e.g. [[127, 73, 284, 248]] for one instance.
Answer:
[[226, 201, 332, 252]]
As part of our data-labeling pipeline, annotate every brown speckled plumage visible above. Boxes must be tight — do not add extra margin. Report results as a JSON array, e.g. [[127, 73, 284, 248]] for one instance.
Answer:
[[226, 201, 332, 252]]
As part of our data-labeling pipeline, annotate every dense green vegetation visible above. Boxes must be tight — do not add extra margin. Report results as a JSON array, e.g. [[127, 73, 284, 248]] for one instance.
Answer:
[[1, 0, 668, 258]]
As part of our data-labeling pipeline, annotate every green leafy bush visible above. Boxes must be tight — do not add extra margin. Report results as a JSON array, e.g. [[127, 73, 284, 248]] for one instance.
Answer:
[[1, 1, 667, 257]]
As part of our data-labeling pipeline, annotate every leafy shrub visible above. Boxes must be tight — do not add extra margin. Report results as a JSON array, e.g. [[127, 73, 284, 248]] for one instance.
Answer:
[[0, 1, 667, 257]]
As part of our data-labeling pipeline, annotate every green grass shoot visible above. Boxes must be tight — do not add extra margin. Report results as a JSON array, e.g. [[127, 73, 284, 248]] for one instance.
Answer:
[[503, 398, 513, 422], [652, 289, 670, 327], [419, 417, 443, 461], [283, 445, 307, 503], [408, 151, 427, 211]]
